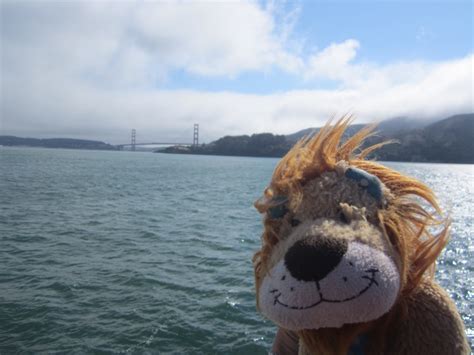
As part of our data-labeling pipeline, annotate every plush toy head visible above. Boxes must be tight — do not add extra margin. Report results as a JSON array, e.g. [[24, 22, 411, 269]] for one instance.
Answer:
[[253, 118, 449, 349]]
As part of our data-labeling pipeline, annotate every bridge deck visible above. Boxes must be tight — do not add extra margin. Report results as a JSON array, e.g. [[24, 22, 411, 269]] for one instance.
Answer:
[[117, 142, 193, 147]]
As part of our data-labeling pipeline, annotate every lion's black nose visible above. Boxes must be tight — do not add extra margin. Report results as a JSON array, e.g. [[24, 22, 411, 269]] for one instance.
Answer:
[[284, 236, 348, 282]]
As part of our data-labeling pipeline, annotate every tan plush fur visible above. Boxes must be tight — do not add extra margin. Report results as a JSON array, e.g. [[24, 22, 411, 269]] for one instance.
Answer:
[[253, 116, 469, 354]]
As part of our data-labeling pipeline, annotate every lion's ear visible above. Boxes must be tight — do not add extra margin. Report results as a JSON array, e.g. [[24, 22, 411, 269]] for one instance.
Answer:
[[339, 203, 367, 222]]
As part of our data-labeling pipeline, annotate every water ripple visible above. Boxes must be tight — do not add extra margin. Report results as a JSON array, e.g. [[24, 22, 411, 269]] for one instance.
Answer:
[[0, 149, 472, 353]]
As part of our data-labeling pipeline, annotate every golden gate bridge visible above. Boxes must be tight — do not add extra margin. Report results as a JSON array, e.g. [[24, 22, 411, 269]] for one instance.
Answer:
[[117, 124, 199, 151]]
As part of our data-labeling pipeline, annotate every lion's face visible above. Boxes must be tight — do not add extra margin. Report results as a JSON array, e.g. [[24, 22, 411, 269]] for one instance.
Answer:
[[256, 164, 401, 331]]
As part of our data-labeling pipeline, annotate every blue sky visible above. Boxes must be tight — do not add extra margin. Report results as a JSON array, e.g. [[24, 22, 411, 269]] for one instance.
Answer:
[[1, 0, 473, 143], [296, 1, 471, 61]]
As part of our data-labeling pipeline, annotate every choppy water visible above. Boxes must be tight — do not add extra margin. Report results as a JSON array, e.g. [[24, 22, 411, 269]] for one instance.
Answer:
[[0, 147, 472, 353]]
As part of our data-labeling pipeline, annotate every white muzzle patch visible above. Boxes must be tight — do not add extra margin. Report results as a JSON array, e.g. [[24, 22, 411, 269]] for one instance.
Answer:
[[259, 242, 400, 330]]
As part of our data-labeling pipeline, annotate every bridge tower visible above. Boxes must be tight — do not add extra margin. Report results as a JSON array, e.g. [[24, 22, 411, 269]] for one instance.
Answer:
[[193, 124, 199, 146], [131, 129, 136, 151]]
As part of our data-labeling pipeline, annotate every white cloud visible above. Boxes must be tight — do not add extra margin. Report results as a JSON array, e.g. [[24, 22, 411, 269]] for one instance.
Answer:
[[1, 1, 473, 144], [416, 26, 434, 42], [125, 1, 302, 77], [0, 1, 301, 87], [305, 39, 360, 82]]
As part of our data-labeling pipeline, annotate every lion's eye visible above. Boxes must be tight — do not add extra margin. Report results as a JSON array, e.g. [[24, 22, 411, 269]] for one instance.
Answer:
[[337, 210, 349, 224], [290, 218, 301, 227]]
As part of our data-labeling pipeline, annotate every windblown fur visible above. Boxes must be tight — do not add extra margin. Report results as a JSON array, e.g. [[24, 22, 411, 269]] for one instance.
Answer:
[[253, 117, 469, 354]]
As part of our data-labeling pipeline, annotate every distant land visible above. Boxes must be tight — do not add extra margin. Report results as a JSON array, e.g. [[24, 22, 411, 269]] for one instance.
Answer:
[[0, 136, 118, 150], [159, 113, 474, 164], [1, 113, 473, 163]]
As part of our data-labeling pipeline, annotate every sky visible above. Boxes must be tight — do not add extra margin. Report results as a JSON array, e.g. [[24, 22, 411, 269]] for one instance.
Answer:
[[1, 0, 473, 144]]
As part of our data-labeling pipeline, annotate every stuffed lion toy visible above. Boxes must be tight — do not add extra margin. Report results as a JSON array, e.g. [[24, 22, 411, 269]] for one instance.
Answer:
[[253, 117, 469, 355]]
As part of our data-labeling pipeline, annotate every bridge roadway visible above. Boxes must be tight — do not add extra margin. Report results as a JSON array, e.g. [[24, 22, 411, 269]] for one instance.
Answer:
[[117, 142, 193, 147]]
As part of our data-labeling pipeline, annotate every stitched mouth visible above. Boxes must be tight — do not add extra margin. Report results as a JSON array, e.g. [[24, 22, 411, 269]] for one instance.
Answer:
[[272, 269, 379, 310]]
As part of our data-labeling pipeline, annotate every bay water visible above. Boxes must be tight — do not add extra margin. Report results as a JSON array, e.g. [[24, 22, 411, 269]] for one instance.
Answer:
[[1, 147, 472, 353]]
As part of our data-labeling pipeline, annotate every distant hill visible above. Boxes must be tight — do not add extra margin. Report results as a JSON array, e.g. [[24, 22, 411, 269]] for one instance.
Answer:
[[285, 124, 367, 143], [160, 113, 474, 163], [374, 113, 474, 163], [162, 133, 292, 157], [285, 118, 434, 143], [285, 127, 318, 142], [0, 136, 118, 150], [376, 116, 435, 135]]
